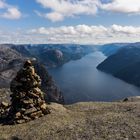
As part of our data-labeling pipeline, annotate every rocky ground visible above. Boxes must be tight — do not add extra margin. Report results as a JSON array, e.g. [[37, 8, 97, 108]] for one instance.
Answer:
[[0, 99, 140, 140]]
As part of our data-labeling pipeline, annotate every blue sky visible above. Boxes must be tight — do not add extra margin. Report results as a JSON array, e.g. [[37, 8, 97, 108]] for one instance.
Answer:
[[0, 0, 140, 44]]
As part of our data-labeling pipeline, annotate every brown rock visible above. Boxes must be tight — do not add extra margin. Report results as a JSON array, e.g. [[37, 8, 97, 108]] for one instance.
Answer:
[[24, 60, 32, 68], [37, 98, 44, 106], [42, 109, 50, 115], [15, 112, 21, 119], [30, 111, 43, 119], [23, 116, 31, 121], [24, 107, 37, 115], [20, 108, 26, 112], [22, 99, 33, 105], [29, 104, 34, 108], [1, 101, 9, 108], [33, 87, 41, 93], [40, 103, 47, 110], [16, 119, 26, 124], [29, 92, 39, 98], [28, 66, 35, 75]]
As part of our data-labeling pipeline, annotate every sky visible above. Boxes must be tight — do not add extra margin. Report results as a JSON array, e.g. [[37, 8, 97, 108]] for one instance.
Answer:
[[0, 0, 140, 44]]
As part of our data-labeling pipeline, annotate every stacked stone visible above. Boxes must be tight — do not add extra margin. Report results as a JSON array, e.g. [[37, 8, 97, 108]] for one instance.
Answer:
[[8, 60, 50, 124]]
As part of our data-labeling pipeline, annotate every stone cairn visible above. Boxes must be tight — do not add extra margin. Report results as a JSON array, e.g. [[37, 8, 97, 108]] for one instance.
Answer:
[[6, 60, 50, 124]]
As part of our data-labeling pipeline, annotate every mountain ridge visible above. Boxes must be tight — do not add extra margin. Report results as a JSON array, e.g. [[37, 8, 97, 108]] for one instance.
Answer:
[[97, 45, 140, 87]]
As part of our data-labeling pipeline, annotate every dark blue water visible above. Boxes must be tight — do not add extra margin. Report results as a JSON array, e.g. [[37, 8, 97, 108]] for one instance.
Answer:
[[48, 51, 140, 104]]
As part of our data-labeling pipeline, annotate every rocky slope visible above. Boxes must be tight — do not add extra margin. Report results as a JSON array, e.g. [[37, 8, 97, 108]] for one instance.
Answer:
[[0, 45, 26, 88], [97, 45, 140, 87], [0, 100, 140, 140], [0, 44, 24, 72]]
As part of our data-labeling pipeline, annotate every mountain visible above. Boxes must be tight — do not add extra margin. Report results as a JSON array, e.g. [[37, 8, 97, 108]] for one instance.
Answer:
[[0, 45, 26, 88], [0, 44, 25, 72], [98, 43, 128, 56], [98, 42, 140, 56], [0, 44, 94, 103], [0, 44, 64, 104], [0, 44, 95, 84], [114, 61, 140, 87], [97, 44, 140, 87], [9, 44, 95, 67]]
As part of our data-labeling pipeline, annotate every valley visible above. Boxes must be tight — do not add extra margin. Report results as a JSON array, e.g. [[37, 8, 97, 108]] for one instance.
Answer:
[[1, 43, 140, 104]]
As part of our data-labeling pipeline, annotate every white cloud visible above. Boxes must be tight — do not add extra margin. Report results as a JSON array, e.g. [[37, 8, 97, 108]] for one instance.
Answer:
[[36, 0, 99, 21], [0, 0, 6, 8], [1, 7, 21, 19], [101, 0, 140, 14], [35, 10, 64, 22], [35, 0, 140, 22], [111, 24, 140, 34], [0, 24, 140, 44], [0, 0, 21, 19], [29, 25, 140, 44]]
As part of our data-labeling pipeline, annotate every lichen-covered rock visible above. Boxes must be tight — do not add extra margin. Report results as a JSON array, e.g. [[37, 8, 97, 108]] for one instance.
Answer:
[[2, 60, 51, 124]]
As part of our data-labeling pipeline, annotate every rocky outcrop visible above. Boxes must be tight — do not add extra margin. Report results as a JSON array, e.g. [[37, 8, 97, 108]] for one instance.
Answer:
[[1, 60, 50, 124]]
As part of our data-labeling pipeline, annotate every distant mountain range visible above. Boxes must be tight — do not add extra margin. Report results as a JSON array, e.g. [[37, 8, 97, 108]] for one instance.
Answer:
[[9, 44, 95, 67], [97, 42, 140, 87], [98, 43, 129, 56], [2, 42, 140, 102]]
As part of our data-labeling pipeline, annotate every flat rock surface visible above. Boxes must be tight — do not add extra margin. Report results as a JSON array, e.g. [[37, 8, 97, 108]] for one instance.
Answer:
[[0, 102, 140, 140]]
